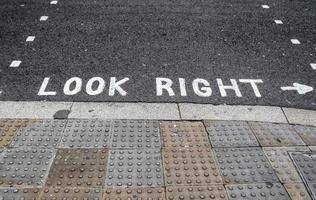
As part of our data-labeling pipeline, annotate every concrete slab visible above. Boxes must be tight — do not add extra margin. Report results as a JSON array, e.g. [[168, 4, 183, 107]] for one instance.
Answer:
[[179, 104, 287, 123], [0, 101, 73, 119], [69, 102, 180, 120], [283, 108, 316, 127]]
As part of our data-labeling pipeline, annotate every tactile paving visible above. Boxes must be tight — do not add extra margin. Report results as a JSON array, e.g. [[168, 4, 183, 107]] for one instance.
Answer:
[[249, 122, 305, 147], [0, 188, 41, 199], [11, 119, 66, 148], [293, 125, 316, 146], [40, 188, 103, 199], [213, 147, 278, 184], [204, 120, 259, 147], [160, 122, 210, 148], [0, 119, 29, 148], [166, 185, 228, 200], [59, 119, 111, 148], [307, 183, 316, 199], [105, 149, 164, 187], [162, 148, 222, 186], [263, 147, 310, 183], [225, 183, 291, 200], [290, 152, 316, 183], [45, 148, 108, 188], [104, 187, 165, 200], [284, 183, 312, 200], [0, 149, 55, 187], [111, 120, 160, 149]]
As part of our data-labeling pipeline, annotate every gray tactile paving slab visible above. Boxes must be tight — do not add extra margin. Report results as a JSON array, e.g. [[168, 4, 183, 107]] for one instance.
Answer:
[[40, 187, 103, 199], [166, 185, 228, 200], [204, 120, 259, 147], [162, 148, 222, 186], [225, 183, 291, 200], [293, 125, 316, 146], [249, 122, 305, 147], [59, 119, 111, 148], [105, 149, 164, 187], [291, 152, 316, 183], [0, 149, 55, 187], [0, 188, 42, 199], [0, 119, 29, 148], [263, 147, 310, 183], [310, 146, 316, 151], [111, 120, 160, 149], [11, 120, 67, 148], [307, 183, 316, 199], [213, 147, 279, 184], [284, 183, 312, 200], [103, 187, 165, 200], [45, 148, 108, 188], [160, 122, 210, 148]]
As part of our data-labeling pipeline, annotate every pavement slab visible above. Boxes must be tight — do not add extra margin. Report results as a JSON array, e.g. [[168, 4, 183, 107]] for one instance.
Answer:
[[0, 187, 42, 199], [284, 183, 312, 200], [39, 187, 103, 199], [0, 119, 29, 148], [103, 187, 165, 200], [204, 120, 259, 147], [293, 125, 316, 146], [290, 152, 316, 183]]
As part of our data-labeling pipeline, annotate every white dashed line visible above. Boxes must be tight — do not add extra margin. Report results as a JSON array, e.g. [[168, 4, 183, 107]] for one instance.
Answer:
[[26, 36, 35, 42], [261, 5, 270, 9], [50, 0, 58, 4], [291, 39, 301, 44], [20, 4, 25, 7], [9, 60, 22, 68], [274, 20, 283, 24], [40, 16, 49, 21], [311, 63, 316, 70]]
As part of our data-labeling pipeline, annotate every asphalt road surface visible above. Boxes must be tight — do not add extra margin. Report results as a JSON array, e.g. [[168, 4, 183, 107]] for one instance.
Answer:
[[0, 0, 315, 109]]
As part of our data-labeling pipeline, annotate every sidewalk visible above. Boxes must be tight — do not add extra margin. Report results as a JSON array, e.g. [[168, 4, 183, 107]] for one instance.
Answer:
[[0, 102, 316, 199]]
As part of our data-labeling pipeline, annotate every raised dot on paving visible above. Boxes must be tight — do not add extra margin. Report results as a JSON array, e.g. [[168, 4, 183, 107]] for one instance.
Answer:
[[290, 152, 316, 183], [163, 148, 222, 186], [249, 122, 305, 147], [160, 121, 210, 148], [274, 20, 283, 24], [111, 120, 160, 149], [291, 39, 301, 44], [11, 119, 66, 148], [26, 36, 35, 42], [204, 120, 259, 147], [0, 148, 55, 187], [284, 183, 312, 200], [9, 60, 21, 67], [261, 5, 270, 8], [293, 125, 316, 145], [225, 183, 291, 200], [104, 187, 165, 200], [311, 63, 316, 70], [59, 119, 111, 148], [166, 185, 228, 200], [40, 16, 48, 21], [45, 148, 108, 188], [0, 188, 41, 199], [213, 147, 278, 184], [40, 188, 102, 199], [0, 119, 29, 148], [263, 147, 310, 183], [105, 149, 164, 187]]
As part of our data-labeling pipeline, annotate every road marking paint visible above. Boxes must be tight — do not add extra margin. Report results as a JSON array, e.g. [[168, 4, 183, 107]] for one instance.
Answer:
[[50, 0, 58, 4], [291, 39, 300, 44], [20, 4, 25, 7], [281, 83, 313, 94], [274, 20, 283, 24], [40, 16, 48, 21], [9, 60, 21, 67], [217, 79, 242, 97], [26, 36, 35, 42], [261, 5, 270, 9], [311, 63, 316, 70]]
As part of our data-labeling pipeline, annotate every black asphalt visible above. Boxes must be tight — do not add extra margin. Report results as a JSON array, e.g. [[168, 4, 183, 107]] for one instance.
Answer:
[[0, 0, 315, 109]]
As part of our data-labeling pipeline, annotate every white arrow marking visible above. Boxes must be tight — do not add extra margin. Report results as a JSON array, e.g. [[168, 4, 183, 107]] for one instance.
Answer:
[[281, 83, 313, 94]]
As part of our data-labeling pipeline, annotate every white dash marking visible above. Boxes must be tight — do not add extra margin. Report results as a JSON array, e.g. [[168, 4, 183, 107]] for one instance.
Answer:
[[40, 16, 48, 21], [261, 5, 270, 9], [50, 0, 58, 4], [20, 4, 25, 7], [26, 36, 35, 42], [274, 20, 283, 24], [10, 60, 21, 68], [311, 63, 316, 70], [291, 39, 301, 44]]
